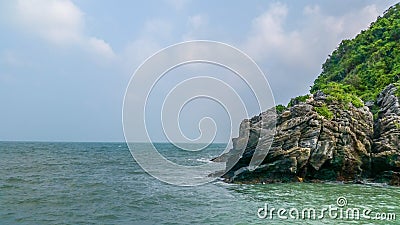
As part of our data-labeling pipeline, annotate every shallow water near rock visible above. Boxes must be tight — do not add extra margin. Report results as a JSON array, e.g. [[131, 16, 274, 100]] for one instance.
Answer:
[[1, 142, 399, 224]]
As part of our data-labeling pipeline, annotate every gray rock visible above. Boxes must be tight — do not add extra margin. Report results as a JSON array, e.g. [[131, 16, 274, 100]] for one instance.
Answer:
[[313, 90, 327, 100], [372, 84, 400, 176], [216, 94, 373, 183], [212, 84, 400, 185], [365, 100, 375, 108]]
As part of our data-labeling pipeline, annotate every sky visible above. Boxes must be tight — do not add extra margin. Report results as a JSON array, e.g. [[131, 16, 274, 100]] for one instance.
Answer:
[[0, 0, 398, 142]]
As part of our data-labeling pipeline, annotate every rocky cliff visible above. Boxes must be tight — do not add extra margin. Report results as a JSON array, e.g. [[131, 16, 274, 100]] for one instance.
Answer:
[[214, 84, 400, 185], [371, 84, 400, 184], [213, 3, 400, 185]]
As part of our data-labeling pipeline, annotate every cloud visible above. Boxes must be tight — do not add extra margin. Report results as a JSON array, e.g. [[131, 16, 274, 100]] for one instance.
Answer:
[[188, 14, 207, 29], [13, 0, 115, 59], [87, 37, 116, 60], [302, 4, 380, 41], [122, 13, 209, 73], [244, 2, 381, 65], [183, 14, 208, 40], [123, 39, 161, 71], [15, 0, 83, 44], [121, 19, 174, 73], [242, 2, 382, 104], [143, 19, 173, 39], [243, 3, 305, 65], [164, 0, 190, 10]]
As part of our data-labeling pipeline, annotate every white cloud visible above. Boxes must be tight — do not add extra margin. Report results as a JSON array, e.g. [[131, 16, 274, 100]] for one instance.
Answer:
[[245, 2, 381, 65], [87, 37, 116, 59], [183, 14, 208, 40], [121, 13, 208, 74], [188, 14, 207, 29], [14, 0, 115, 59], [15, 0, 82, 44], [243, 3, 297, 61]]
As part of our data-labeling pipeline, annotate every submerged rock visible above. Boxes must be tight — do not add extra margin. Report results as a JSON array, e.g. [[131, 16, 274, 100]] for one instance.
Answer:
[[214, 84, 400, 185]]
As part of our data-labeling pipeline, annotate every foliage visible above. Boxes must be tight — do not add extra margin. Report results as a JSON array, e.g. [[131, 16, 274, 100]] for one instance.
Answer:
[[394, 121, 400, 129], [311, 3, 400, 103], [275, 104, 287, 114], [318, 82, 364, 108], [314, 104, 334, 120], [371, 104, 380, 120], [287, 95, 309, 107], [394, 82, 400, 98]]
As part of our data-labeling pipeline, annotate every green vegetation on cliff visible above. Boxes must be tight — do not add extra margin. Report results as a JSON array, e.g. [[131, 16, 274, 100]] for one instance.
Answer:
[[287, 95, 309, 107], [314, 104, 334, 120], [311, 3, 400, 103]]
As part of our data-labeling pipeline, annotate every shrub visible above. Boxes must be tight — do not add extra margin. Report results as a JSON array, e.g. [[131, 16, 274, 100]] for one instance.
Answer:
[[314, 105, 334, 120], [287, 95, 309, 107], [275, 104, 287, 114], [319, 82, 364, 108]]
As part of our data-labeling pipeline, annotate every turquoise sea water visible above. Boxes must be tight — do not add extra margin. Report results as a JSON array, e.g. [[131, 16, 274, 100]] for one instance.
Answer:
[[1, 142, 399, 224]]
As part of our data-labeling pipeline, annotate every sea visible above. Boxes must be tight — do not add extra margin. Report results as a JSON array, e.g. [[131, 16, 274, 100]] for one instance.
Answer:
[[1, 142, 399, 224]]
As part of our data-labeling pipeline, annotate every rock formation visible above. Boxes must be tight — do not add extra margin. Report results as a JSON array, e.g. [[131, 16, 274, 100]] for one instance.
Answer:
[[213, 84, 400, 185], [372, 84, 400, 185]]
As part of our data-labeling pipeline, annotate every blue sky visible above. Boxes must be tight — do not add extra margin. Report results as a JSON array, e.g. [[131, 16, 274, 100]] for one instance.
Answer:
[[0, 0, 398, 142]]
